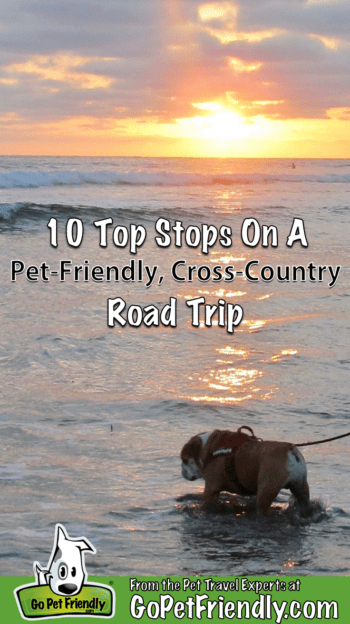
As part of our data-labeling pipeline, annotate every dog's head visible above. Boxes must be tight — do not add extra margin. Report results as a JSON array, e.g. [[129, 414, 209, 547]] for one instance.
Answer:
[[46, 525, 95, 596], [181, 434, 206, 481]]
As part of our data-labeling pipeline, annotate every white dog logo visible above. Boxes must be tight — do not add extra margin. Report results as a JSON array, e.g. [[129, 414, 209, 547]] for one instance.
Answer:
[[33, 524, 96, 596]]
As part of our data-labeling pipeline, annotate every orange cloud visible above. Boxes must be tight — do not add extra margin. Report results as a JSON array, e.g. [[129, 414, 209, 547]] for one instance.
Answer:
[[309, 34, 345, 50], [5, 54, 116, 90], [202, 26, 285, 44], [228, 57, 262, 73], [198, 2, 284, 44], [198, 2, 238, 23]]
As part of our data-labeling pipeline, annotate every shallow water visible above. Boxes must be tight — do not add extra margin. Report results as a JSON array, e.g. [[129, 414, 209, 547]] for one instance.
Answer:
[[0, 157, 349, 576]]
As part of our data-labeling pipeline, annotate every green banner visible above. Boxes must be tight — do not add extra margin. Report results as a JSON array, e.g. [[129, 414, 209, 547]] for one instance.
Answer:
[[3, 576, 349, 622]]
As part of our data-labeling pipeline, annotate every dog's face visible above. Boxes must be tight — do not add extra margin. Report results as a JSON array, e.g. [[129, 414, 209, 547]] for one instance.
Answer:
[[47, 526, 95, 596], [182, 456, 203, 481], [181, 434, 207, 481]]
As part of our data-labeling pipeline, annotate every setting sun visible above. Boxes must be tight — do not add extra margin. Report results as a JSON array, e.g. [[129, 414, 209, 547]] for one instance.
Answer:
[[177, 102, 272, 142]]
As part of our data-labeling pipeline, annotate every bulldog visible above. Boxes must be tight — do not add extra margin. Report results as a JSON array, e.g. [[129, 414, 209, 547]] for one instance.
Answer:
[[181, 426, 310, 514]]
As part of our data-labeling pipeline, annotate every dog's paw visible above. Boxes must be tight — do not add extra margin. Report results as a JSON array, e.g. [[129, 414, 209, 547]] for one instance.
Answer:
[[287, 497, 328, 524]]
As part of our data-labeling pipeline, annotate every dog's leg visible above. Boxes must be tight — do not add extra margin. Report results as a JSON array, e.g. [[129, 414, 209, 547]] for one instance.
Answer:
[[202, 487, 221, 513], [289, 477, 311, 516], [203, 485, 221, 504], [286, 447, 311, 516], [202, 470, 222, 507], [256, 480, 284, 514], [256, 457, 289, 514]]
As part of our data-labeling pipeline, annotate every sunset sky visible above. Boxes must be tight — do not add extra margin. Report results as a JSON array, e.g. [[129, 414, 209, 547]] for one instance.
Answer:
[[1, 0, 350, 157]]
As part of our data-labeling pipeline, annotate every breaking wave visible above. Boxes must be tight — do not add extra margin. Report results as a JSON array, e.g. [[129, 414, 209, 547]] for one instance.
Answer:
[[1, 169, 350, 189]]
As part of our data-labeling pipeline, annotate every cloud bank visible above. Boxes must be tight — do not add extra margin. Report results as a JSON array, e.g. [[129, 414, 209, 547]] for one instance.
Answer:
[[0, 0, 349, 154]]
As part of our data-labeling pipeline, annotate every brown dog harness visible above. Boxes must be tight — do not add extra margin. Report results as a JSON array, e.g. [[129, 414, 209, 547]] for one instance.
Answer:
[[203, 426, 260, 495], [202, 426, 258, 468]]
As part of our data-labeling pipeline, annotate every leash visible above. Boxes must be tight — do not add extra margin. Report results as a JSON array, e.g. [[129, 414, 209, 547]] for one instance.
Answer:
[[296, 431, 350, 447], [237, 425, 350, 448], [205, 426, 350, 473]]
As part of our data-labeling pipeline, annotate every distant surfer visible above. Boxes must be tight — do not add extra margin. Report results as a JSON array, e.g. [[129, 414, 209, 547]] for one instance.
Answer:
[[292, 162, 296, 169]]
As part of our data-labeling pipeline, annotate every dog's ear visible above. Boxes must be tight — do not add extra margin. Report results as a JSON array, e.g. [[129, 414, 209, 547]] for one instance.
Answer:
[[34, 562, 51, 586], [56, 524, 69, 550], [181, 435, 202, 462], [56, 524, 95, 554], [74, 539, 95, 554]]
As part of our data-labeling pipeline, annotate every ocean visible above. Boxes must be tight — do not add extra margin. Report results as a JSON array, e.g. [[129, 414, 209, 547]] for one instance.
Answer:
[[0, 156, 349, 577]]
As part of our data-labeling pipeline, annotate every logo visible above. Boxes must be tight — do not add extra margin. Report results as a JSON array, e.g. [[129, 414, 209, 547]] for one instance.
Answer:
[[14, 524, 115, 619]]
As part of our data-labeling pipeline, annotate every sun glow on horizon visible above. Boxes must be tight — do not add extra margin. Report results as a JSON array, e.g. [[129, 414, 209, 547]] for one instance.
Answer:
[[2, 96, 350, 158], [179, 102, 272, 143]]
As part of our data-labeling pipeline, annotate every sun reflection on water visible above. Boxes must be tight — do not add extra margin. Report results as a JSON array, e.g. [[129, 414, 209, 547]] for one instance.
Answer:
[[271, 349, 298, 361], [209, 255, 246, 263], [218, 346, 247, 356], [213, 189, 244, 213], [243, 319, 267, 331], [186, 364, 268, 404], [208, 366, 262, 389], [179, 299, 300, 404], [182, 289, 246, 299], [184, 341, 298, 405], [283, 560, 298, 569]]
